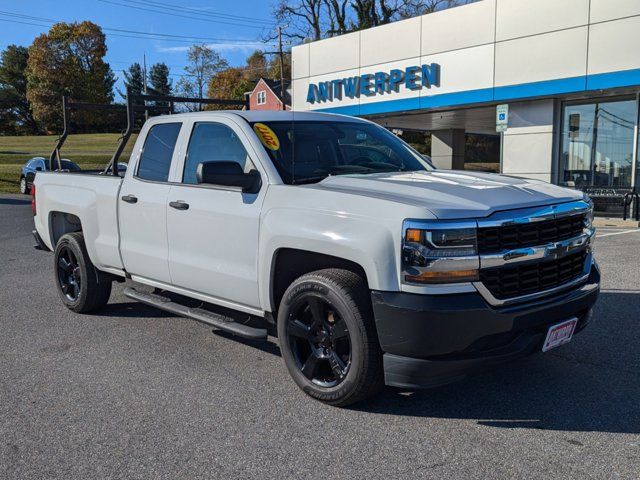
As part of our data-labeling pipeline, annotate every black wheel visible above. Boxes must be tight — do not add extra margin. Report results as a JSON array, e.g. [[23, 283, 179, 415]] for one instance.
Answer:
[[54, 232, 112, 313], [277, 269, 383, 407], [19, 176, 29, 195]]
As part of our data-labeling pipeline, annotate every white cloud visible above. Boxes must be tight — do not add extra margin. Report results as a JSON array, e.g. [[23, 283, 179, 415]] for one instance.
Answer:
[[157, 41, 267, 53]]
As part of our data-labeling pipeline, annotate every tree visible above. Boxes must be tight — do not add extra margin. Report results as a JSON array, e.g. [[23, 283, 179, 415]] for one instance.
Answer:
[[25, 21, 115, 132], [119, 62, 145, 99], [245, 50, 269, 80], [206, 67, 253, 110], [273, 0, 476, 41], [274, 0, 324, 41], [149, 62, 172, 96], [176, 44, 228, 111], [0, 45, 38, 134]]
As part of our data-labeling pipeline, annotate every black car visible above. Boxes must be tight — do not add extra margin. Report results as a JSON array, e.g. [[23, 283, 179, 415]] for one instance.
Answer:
[[19, 157, 81, 194]]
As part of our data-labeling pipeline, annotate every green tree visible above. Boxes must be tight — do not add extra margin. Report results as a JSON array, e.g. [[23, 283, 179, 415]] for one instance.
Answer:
[[0, 45, 38, 134], [119, 62, 145, 99], [206, 67, 252, 110], [26, 21, 115, 133], [149, 62, 172, 96]]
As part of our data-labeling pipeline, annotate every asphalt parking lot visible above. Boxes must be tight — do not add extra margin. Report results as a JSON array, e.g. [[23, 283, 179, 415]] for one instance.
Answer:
[[1, 194, 638, 480]]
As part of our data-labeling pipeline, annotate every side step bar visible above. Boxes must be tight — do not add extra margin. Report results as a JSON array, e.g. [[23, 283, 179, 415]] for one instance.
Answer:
[[123, 287, 268, 340]]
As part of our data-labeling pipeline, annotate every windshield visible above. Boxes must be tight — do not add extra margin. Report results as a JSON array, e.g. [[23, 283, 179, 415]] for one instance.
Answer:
[[251, 121, 433, 185]]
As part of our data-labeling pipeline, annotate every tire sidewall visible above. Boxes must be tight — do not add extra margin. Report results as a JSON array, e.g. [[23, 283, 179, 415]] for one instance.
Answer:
[[277, 276, 367, 403], [54, 235, 91, 311]]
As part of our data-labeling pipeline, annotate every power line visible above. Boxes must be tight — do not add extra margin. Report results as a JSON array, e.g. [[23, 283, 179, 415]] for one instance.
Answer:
[[127, 0, 273, 25], [96, 0, 274, 29], [0, 10, 268, 44]]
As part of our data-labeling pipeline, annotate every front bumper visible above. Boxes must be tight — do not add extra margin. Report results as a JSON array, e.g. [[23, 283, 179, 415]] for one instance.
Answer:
[[371, 263, 600, 389]]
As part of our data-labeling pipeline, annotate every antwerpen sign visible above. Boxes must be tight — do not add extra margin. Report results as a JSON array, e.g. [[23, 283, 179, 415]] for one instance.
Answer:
[[306, 63, 441, 104]]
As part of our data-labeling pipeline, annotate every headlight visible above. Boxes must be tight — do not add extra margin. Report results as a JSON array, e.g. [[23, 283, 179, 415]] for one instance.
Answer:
[[582, 192, 594, 229], [402, 220, 479, 284]]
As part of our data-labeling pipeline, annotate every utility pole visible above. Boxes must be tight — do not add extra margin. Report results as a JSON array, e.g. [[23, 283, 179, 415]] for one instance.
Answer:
[[143, 53, 148, 121], [278, 26, 285, 111]]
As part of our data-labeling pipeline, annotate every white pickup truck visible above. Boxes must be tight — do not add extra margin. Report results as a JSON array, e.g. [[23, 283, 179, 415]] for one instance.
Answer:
[[32, 110, 600, 406]]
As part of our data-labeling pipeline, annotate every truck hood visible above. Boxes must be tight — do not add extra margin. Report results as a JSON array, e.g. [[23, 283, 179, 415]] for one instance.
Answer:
[[313, 170, 583, 219]]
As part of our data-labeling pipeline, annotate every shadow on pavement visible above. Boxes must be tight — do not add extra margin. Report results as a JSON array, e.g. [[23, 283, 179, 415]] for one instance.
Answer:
[[356, 291, 640, 434], [0, 198, 30, 205], [97, 302, 177, 319]]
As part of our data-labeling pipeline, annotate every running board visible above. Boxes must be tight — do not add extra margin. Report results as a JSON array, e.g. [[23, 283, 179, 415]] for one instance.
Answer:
[[123, 287, 268, 340]]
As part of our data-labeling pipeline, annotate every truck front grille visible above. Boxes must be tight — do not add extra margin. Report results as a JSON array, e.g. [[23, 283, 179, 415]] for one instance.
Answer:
[[477, 214, 585, 254], [479, 250, 587, 300]]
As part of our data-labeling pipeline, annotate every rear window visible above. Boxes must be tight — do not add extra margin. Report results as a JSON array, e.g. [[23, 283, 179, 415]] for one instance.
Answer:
[[136, 123, 182, 182]]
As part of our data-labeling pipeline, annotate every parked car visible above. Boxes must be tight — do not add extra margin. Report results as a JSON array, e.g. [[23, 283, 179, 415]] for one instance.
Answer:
[[31, 111, 600, 407], [20, 157, 81, 194]]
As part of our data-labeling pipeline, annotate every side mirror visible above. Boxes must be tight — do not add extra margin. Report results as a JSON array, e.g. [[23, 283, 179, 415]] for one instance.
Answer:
[[35, 167, 43, 171], [196, 161, 261, 194]]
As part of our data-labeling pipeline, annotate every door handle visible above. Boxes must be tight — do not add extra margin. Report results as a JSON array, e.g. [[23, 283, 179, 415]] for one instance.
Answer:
[[121, 194, 138, 204], [169, 201, 189, 210]]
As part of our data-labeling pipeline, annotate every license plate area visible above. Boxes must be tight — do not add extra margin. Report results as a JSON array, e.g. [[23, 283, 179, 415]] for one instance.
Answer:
[[542, 318, 578, 352]]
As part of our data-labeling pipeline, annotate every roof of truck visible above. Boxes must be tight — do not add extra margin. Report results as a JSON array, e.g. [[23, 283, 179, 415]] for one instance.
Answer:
[[149, 110, 368, 124]]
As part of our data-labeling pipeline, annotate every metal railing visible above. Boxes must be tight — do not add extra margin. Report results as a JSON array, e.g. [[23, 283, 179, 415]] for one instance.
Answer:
[[49, 91, 247, 176]]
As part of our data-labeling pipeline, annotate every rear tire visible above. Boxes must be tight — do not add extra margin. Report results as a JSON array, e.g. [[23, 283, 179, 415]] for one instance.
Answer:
[[277, 269, 384, 407], [54, 232, 112, 313]]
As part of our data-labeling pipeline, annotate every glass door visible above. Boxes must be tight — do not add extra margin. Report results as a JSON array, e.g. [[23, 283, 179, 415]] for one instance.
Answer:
[[560, 97, 637, 216]]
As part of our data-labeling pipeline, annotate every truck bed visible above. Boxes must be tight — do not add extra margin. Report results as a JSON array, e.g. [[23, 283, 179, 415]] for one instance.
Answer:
[[33, 171, 125, 273]]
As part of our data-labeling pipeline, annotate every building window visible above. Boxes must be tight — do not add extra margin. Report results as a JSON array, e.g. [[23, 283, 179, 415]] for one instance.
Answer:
[[257, 90, 266, 105], [560, 97, 637, 215]]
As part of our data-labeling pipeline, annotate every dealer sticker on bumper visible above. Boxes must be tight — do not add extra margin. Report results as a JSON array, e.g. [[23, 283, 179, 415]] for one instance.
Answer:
[[542, 318, 578, 352]]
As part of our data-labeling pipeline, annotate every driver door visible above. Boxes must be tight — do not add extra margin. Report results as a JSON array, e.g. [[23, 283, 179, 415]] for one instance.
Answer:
[[166, 119, 265, 310]]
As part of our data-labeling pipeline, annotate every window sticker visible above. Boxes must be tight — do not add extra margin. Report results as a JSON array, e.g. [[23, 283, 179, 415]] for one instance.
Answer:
[[253, 123, 280, 151]]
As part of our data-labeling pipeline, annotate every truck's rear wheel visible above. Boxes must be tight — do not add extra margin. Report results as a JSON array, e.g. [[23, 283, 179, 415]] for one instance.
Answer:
[[54, 232, 112, 313], [277, 269, 383, 407]]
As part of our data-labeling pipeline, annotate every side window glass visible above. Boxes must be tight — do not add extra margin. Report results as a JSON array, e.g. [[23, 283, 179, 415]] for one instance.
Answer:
[[183, 122, 253, 185], [136, 123, 182, 182]]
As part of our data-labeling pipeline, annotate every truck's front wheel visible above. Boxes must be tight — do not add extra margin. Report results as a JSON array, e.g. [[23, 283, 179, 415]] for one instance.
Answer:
[[54, 232, 112, 313], [277, 269, 384, 407]]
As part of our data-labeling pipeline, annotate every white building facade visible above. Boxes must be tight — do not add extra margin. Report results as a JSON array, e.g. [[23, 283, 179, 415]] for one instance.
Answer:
[[291, 0, 640, 216]]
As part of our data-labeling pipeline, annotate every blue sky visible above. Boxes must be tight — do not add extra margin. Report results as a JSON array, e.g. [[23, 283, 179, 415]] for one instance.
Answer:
[[0, 0, 282, 94]]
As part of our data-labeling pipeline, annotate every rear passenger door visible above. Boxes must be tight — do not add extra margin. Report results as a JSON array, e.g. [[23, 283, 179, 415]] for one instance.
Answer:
[[166, 119, 264, 310], [119, 121, 183, 283]]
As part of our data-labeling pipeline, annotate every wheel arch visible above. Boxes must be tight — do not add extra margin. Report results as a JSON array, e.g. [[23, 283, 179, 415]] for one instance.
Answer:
[[49, 211, 83, 247], [268, 248, 370, 315]]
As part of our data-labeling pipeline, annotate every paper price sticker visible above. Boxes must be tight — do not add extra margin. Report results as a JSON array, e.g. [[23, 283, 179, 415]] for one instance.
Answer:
[[253, 123, 280, 151]]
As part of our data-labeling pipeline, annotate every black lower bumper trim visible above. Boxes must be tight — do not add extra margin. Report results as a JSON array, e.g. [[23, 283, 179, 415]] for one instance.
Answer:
[[372, 265, 600, 389]]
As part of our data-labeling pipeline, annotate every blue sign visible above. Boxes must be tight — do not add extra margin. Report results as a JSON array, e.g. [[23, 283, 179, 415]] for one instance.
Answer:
[[306, 63, 441, 104]]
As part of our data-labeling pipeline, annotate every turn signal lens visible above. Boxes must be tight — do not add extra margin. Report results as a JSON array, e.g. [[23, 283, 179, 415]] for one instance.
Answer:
[[404, 269, 479, 284], [405, 228, 422, 243]]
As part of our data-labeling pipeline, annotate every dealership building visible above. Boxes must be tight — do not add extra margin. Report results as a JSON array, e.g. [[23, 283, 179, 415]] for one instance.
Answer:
[[290, 0, 640, 216]]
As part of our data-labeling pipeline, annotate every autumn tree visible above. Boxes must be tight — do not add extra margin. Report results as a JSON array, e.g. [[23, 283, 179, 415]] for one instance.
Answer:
[[206, 67, 253, 110], [0, 45, 38, 134], [26, 21, 115, 132], [245, 50, 269, 80]]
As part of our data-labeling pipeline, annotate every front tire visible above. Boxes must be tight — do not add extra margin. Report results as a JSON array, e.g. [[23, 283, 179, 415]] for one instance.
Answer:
[[19, 176, 29, 195], [54, 232, 112, 313], [277, 269, 384, 407]]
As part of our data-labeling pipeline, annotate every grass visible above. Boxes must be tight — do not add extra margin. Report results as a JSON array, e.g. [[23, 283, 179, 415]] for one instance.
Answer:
[[0, 133, 137, 193]]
